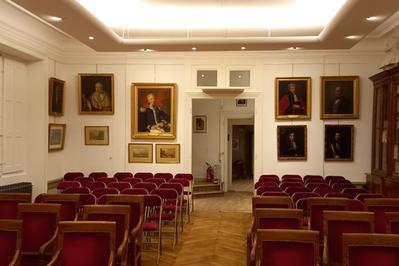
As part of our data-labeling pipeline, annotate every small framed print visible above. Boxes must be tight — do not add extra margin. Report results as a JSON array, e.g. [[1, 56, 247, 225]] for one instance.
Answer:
[[79, 74, 114, 115], [320, 76, 359, 119], [236, 99, 247, 107], [193, 115, 207, 133], [275, 77, 311, 120], [48, 124, 66, 152], [128, 143, 153, 163], [84, 126, 109, 145], [277, 125, 307, 160], [156, 144, 180, 164], [325, 125, 354, 161], [49, 78, 65, 116]]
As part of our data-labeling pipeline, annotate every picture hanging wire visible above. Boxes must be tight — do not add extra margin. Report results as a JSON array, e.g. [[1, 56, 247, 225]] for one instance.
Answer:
[[95, 64, 98, 74], [291, 64, 294, 77], [153, 64, 157, 83], [338, 63, 341, 76]]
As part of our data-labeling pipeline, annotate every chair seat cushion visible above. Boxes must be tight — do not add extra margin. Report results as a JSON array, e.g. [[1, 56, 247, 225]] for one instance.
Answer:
[[143, 222, 159, 231], [148, 213, 175, 220]]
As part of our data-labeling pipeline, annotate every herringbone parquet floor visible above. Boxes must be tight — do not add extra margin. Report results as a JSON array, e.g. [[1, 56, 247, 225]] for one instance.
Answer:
[[142, 211, 251, 266]]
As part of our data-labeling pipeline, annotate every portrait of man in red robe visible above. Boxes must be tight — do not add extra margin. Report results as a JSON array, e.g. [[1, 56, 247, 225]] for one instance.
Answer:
[[279, 82, 306, 116]]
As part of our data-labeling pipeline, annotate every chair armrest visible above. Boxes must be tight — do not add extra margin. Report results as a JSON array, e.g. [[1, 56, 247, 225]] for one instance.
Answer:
[[40, 228, 59, 255], [108, 251, 115, 266], [131, 216, 143, 238], [249, 234, 257, 266], [8, 249, 20, 266], [117, 230, 129, 259], [46, 250, 60, 266]]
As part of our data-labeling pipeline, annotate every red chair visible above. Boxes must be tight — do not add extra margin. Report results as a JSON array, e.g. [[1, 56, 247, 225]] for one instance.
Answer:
[[114, 172, 133, 181], [88, 172, 108, 179], [122, 177, 142, 187], [0, 219, 22, 266], [143, 194, 162, 263], [256, 186, 283, 195], [134, 172, 153, 181], [356, 193, 384, 202], [342, 233, 399, 266], [325, 175, 346, 183], [103, 195, 144, 266], [63, 172, 84, 181], [282, 174, 302, 180], [122, 188, 149, 195], [259, 175, 280, 183], [63, 187, 90, 194], [97, 177, 118, 186], [261, 191, 289, 197], [325, 193, 351, 199], [83, 205, 130, 265], [332, 183, 355, 191], [0, 193, 31, 219], [365, 198, 399, 233], [329, 179, 352, 186], [342, 188, 368, 199], [154, 173, 174, 181], [304, 175, 324, 183], [146, 178, 167, 187], [306, 182, 331, 191], [18, 203, 60, 265], [85, 181, 106, 191], [252, 196, 293, 210], [284, 187, 310, 196], [323, 211, 374, 265], [314, 187, 339, 196], [169, 178, 192, 223], [159, 183, 185, 231], [386, 212, 399, 234], [73, 177, 94, 187], [280, 182, 304, 190], [57, 181, 81, 191], [36, 194, 80, 221], [134, 182, 157, 193], [78, 194, 96, 207], [92, 188, 119, 200], [174, 173, 194, 182], [255, 181, 279, 189], [47, 221, 115, 266], [253, 229, 319, 266], [292, 192, 320, 210], [108, 182, 132, 192]]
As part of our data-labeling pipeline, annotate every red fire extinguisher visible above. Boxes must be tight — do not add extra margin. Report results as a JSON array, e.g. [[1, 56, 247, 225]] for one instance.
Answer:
[[206, 162, 214, 183]]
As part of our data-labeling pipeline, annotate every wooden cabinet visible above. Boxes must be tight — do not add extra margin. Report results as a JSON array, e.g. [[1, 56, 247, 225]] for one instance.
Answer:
[[368, 65, 399, 197]]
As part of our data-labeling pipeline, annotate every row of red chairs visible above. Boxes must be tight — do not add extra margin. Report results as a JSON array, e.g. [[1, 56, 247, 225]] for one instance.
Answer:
[[249, 196, 399, 266], [63, 171, 193, 182]]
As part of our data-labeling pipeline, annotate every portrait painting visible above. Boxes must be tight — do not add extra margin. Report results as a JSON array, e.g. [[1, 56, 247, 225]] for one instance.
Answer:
[[156, 144, 180, 164], [132, 83, 176, 139], [193, 115, 207, 133], [320, 76, 359, 119], [277, 125, 307, 160], [84, 126, 109, 145], [48, 124, 66, 152], [49, 78, 65, 116], [275, 77, 311, 120], [325, 125, 354, 161], [128, 143, 153, 163], [78, 74, 114, 115]]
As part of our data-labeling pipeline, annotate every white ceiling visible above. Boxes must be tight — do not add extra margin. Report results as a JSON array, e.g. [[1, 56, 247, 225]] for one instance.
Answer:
[[8, 0, 399, 52]]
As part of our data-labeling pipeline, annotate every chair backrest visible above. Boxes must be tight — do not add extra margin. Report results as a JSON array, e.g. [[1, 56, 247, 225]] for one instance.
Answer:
[[0, 193, 31, 219], [154, 173, 174, 181], [282, 174, 302, 180], [134, 172, 154, 181], [38, 194, 80, 221], [88, 172, 108, 179], [284, 187, 311, 196], [79, 194, 97, 206], [386, 212, 399, 234], [355, 193, 384, 202], [114, 172, 133, 181], [313, 186, 339, 196], [56, 221, 116, 266], [92, 188, 119, 199], [323, 211, 374, 265], [97, 177, 118, 185], [329, 179, 352, 186], [83, 205, 130, 252], [256, 186, 283, 195], [325, 175, 346, 182], [121, 188, 149, 195], [325, 193, 352, 199], [133, 182, 157, 193], [306, 182, 331, 191], [261, 191, 289, 197], [17, 203, 60, 253], [332, 183, 356, 192], [255, 181, 279, 189], [174, 173, 194, 181], [63, 172, 84, 181], [295, 196, 321, 211], [159, 183, 184, 195], [259, 175, 280, 183], [0, 219, 22, 266], [346, 199, 364, 212], [146, 178, 167, 187], [342, 188, 369, 199], [144, 194, 162, 208], [63, 187, 91, 194], [364, 198, 399, 233], [342, 233, 399, 266], [121, 177, 142, 187], [103, 195, 144, 231], [57, 181, 81, 191], [292, 192, 320, 205], [303, 175, 324, 183], [280, 182, 304, 190], [252, 196, 293, 211], [85, 181, 106, 191], [254, 208, 303, 230], [169, 178, 190, 188], [107, 182, 132, 192], [151, 188, 178, 201], [73, 177, 94, 187], [256, 229, 319, 266]]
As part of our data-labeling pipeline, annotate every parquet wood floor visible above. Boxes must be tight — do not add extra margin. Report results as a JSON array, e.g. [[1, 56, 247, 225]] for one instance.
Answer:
[[142, 211, 251, 266]]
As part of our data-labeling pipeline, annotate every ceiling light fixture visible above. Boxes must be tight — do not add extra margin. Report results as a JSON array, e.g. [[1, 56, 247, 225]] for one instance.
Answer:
[[241, 47, 246, 50], [366, 16, 385, 22], [88, 36, 95, 40], [139, 48, 154, 52], [192, 47, 197, 51], [345, 35, 362, 40], [288, 46, 300, 50], [45, 15, 63, 22]]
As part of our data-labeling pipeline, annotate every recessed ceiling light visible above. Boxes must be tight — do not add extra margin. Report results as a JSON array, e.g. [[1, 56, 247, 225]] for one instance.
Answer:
[[345, 35, 362, 40], [192, 47, 197, 51], [241, 46, 246, 50], [287, 46, 301, 50], [366, 16, 385, 22], [88, 36, 95, 40], [139, 48, 154, 52], [45, 15, 63, 22]]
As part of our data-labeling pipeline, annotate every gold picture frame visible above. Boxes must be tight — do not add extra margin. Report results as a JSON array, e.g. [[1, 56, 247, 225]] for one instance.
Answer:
[[193, 115, 207, 133], [156, 144, 180, 164], [277, 125, 307, 161], [49, 77, 65, 116], [131, 83, 176, 139], [320, 76, 359, 119], [48, 123, 66, 152], [128, 143, 153, 163], [78, 73, 114, 115], [275, 77, 311, 120], [84, 126, 109, 145], [324, 125, 354, 161]]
